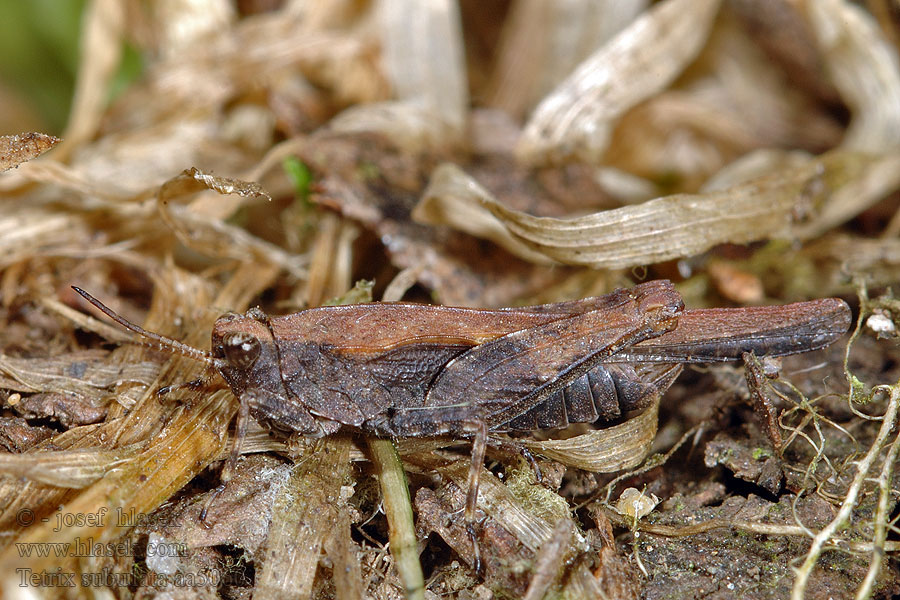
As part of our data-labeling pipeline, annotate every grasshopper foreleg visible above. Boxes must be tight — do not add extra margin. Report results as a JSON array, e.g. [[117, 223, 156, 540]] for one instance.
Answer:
[[200, 390, 252, 523], [157, 372, 215, 396]]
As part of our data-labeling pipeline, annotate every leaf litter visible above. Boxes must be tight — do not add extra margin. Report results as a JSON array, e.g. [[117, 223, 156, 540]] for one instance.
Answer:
[[0, 1, 899, 599]]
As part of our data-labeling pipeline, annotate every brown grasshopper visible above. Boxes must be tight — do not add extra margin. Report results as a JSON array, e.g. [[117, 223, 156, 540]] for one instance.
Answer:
[[72, 280, 851, 572]]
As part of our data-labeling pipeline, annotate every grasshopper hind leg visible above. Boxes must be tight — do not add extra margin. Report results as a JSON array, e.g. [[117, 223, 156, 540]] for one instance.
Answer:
[[460, 427, 552, 576], [461, 420, 488, 577]]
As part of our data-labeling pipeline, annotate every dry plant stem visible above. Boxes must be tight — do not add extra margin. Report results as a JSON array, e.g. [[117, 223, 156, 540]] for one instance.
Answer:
[[305, 212, 343, 307], [368, 437, 426, 600], [604, 511, 900, 554], [845, 282, 878, 419], [322, 511, 365, 600], [57, 0, 123, 157], [255, 437, 352, 599], [382, 266, 424, 303], [463, 422, 488, 575], [522, 519, 573, 600], [632, 531, 648, 578], [792, 384, 900, 600], [856, 414, 900, 600]]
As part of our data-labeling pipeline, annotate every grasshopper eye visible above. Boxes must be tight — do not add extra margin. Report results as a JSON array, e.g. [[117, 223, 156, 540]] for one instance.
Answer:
[[222, 332, 261, 369]]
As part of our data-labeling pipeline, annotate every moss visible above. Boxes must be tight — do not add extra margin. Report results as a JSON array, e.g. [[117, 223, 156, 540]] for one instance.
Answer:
[[752, 447, 771, 461], [503, 459, 570, 524]]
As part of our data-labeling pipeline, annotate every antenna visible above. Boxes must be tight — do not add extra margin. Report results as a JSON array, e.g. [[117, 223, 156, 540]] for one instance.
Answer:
[[71, 286, 217, 368]]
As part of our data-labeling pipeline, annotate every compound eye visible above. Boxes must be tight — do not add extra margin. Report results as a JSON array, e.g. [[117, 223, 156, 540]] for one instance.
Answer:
[[222, 332, 261, 369]]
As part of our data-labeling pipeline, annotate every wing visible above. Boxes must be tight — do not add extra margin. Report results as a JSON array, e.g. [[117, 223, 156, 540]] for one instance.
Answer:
[[265, 281, 680, 352], [387, 280, 683, 435], [268, 303, 556, 351]]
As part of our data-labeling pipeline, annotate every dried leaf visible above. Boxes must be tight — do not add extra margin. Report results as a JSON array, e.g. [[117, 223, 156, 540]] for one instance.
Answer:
[[805, 0, 900, 152], [0, 390, 235, 589], [701, 149, 814, 192], [0, 351, 159, 398], [330, 101, 461, 153], [0, 133, 60, 171], [14, 392, 107, 428], [487, 0, 646, 119], [379, 0, 467, 133], [410, 452, 600, 596], [524, 396, 660, 472], [412, 164, 553, 265], [0, 443, 144, 488], [517, 0, 721, 165], [414, 485, 533, 593], [416, 152, 892, 269], [0, 416, 53, 453], [794, 151, 900, 239], [437, 461, 557, 553], [157, 167, 307, 277], [602, 15, 842, 183], [334, 0, 470, 151]]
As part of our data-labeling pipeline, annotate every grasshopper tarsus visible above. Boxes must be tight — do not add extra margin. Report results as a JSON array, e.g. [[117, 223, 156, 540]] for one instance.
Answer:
[[519, 446, 543, 486], [199, 483, 226, 526], [466, 522, 484, 578]]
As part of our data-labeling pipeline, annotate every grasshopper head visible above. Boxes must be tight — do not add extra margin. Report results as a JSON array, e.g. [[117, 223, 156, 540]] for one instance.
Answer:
[[210, 314, 280, 396]]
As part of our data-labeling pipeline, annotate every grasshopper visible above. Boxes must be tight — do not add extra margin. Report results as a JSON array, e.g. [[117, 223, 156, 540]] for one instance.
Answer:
[[73, 280, 850, 572]]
